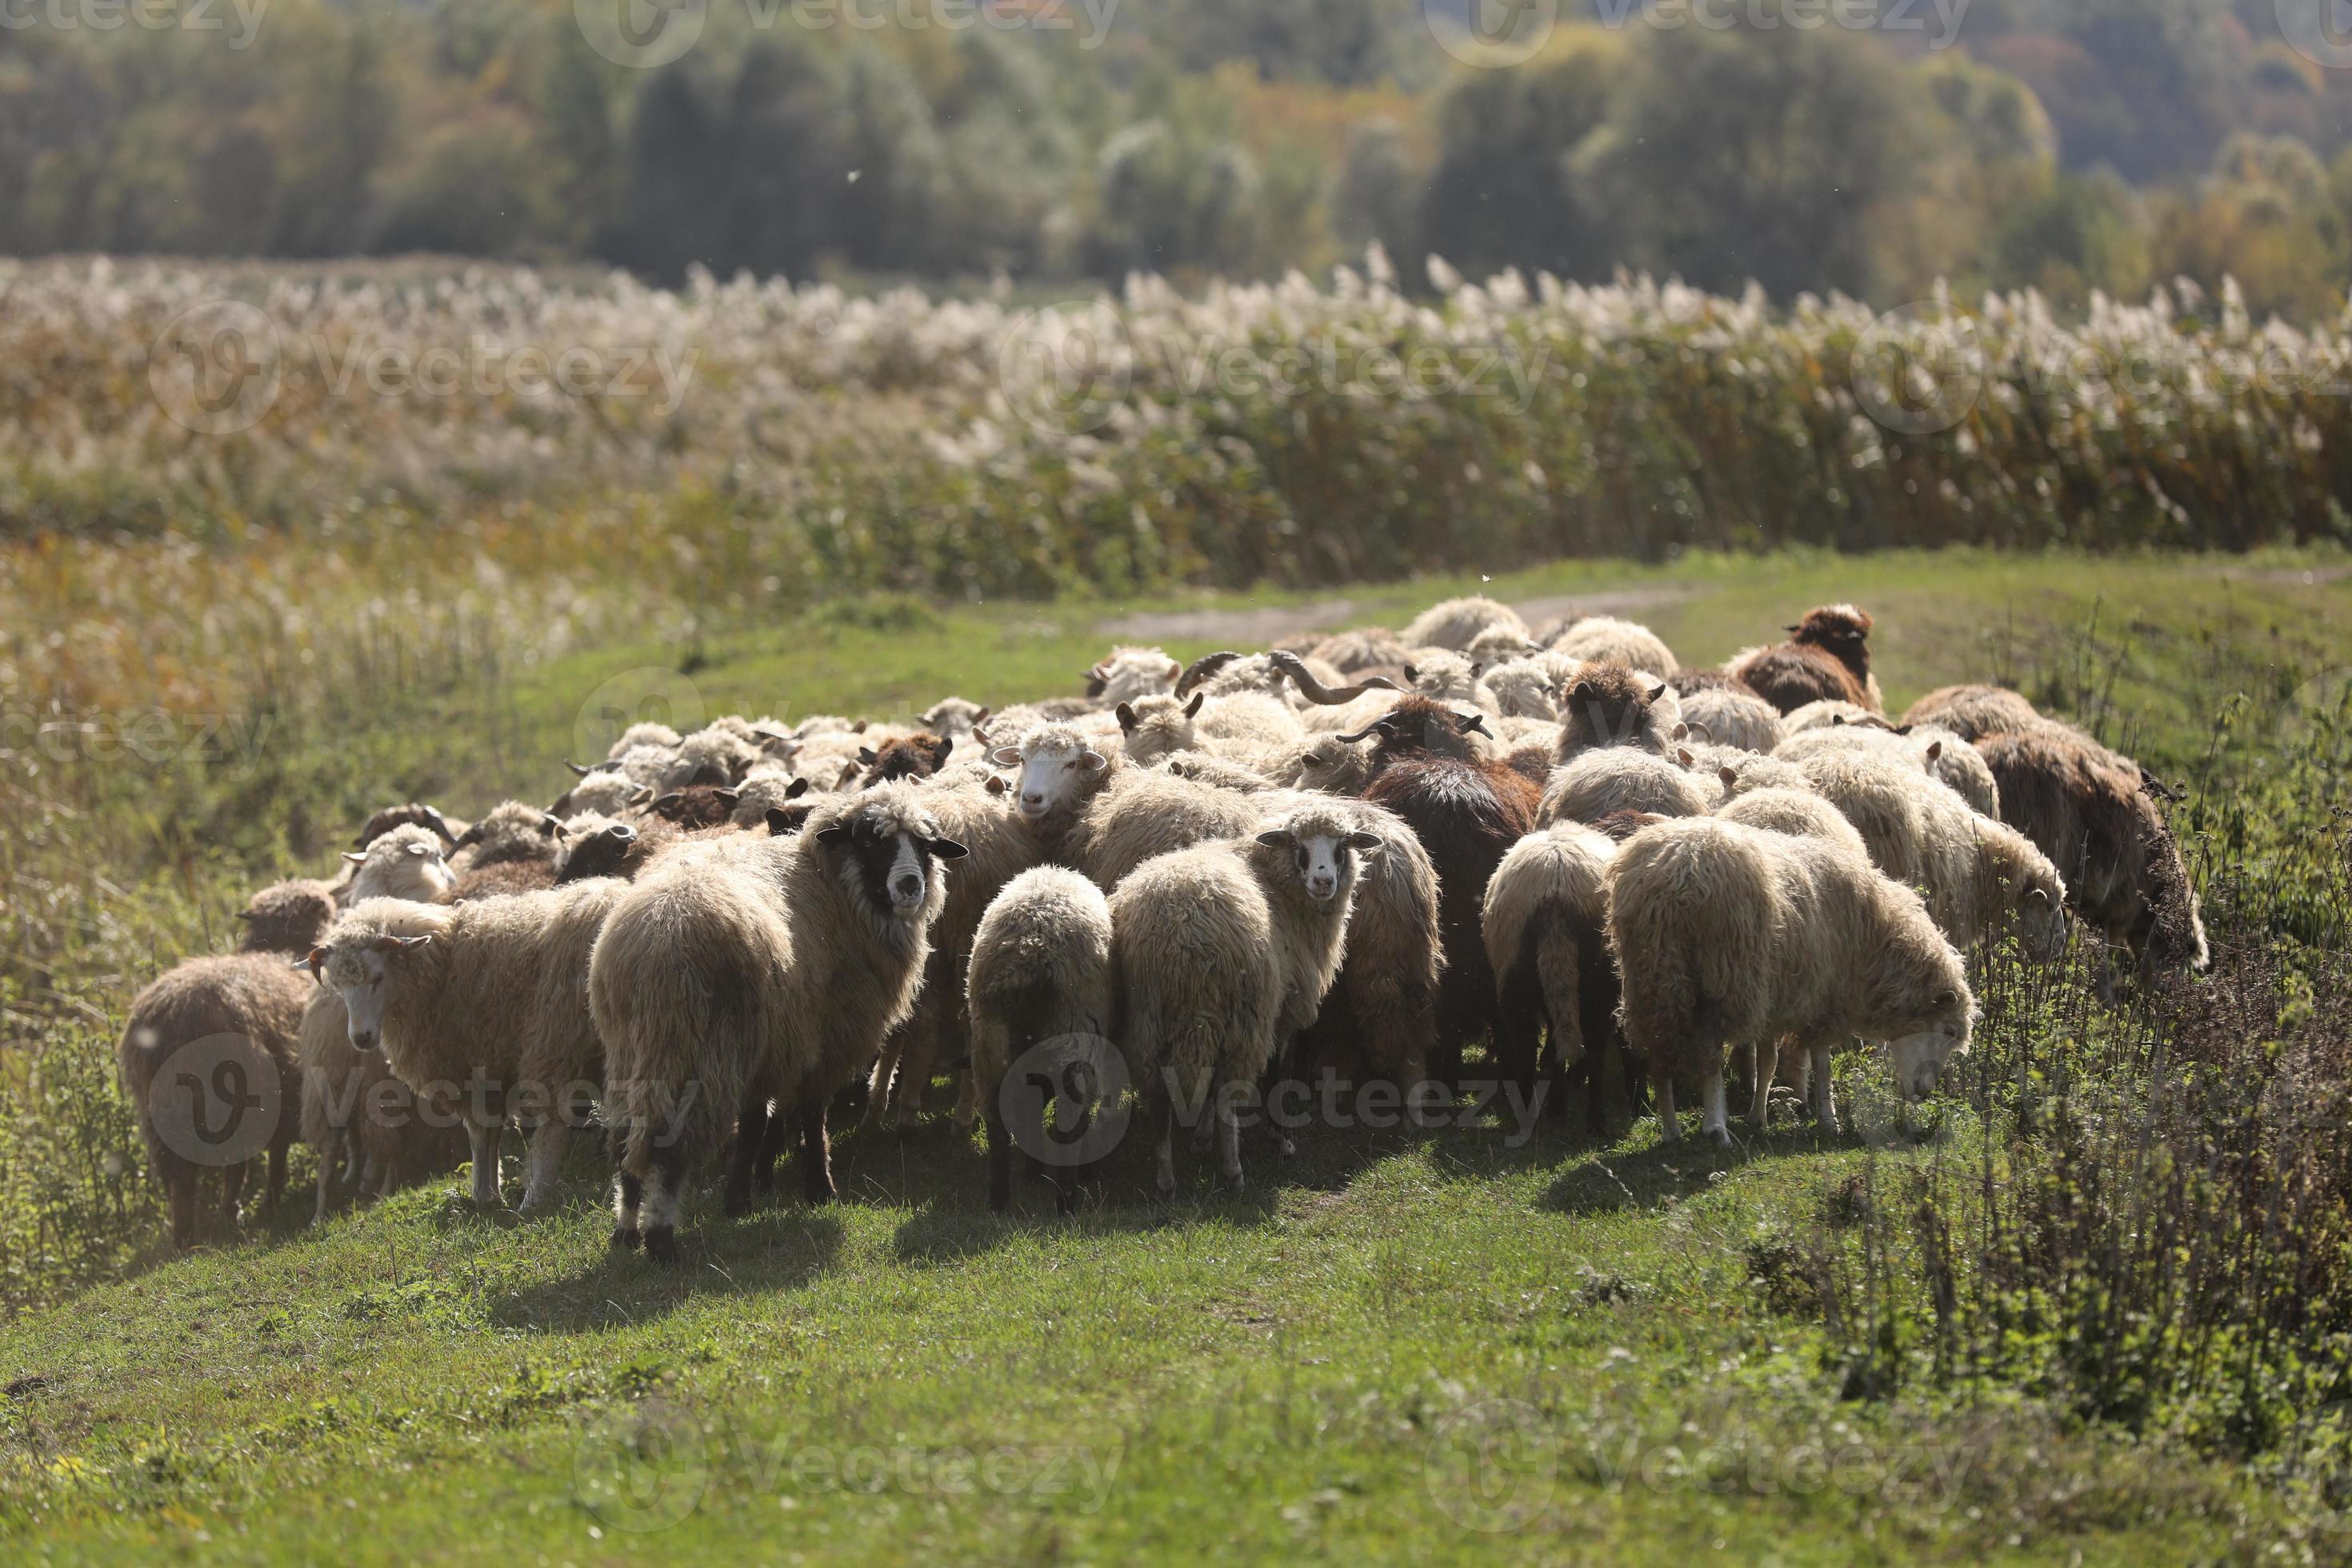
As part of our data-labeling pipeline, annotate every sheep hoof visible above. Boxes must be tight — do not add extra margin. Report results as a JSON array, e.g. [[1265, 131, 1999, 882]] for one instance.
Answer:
[[609, 1225, 641, 1251], [1708, 1126, 1734, 1150], [642, 1226, 678, 1263]]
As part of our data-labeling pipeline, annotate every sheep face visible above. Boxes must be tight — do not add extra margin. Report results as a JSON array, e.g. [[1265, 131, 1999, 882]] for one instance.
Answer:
[[342, 830, 457, 904], [1885, 990, 1974, 1102], [318, 934, 430, 1053], [989, 736, 1108, 822], [817, 799, 969, 923], [2017, 884, 2069, 963], [1254, 823, 1383, 903]]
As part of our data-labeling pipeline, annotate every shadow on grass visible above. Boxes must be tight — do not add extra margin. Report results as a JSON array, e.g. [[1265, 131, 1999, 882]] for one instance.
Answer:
[[1538, 1123, 1843, 1215], [495, 1210, 846, 1333]]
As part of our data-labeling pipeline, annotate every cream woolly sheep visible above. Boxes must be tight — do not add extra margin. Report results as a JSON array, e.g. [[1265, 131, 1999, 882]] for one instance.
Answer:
[[1607, 818, 1975, 1142], [1155, 750, 1277, 794], [338, 824, 457, 908], [1549, 616, 1679, 676], [1904, 684, 2041, 742], [311, 879, 625, 1215], [298, 986, 466, 1221], [1482, 661, 1562, 722], [728, 771, 814, 830], [1402, 650, 1493, 708], [966, 866, 1114, 1213], [1538, 750, 1713, 827], [1675, 686, 1786, 754], [552, 766, 645, 820], [1085, 645, 1184, 706], [1401, 595, 1526, 652], [1307, 626, 1414, 674], [1110, 803, 1382, 1191], [1282, 734, 1377, 795], [1294, 799, 1446, 1088], [1070, 769, 1300, 891], [1466, 625, 1545, 667], [1776, 722, 2000, 819], [662, 726, 766, 790], [1782, 698, 1886, 734], [1714, 786, 1870, 861], [1483, 822, 1619, 1115], [922, 697, 992, 741], [1176, 649, 1397, 712], [590, 787, 966, 1258], [986, 721, 1122, 860], [1709, 750, 1813, 798], [119, 951, 312, 1250], [606, 721, 683, 759], [1785, 747, 1933, 884]]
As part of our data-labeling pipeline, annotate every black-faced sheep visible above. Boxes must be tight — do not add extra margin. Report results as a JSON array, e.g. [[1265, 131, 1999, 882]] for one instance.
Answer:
[[1110, 804, 1381, 1191], [1726, 605, 1882, 714], [311, 878, 625, 1214], [966, 866, 1114, 1213], [1401, 596, 1527, 652], [1607, 818, 1974, 1143], [1977, 724, 2208, 991], [1903, 683, 2042, 742], [590, 787, 966, 1259]]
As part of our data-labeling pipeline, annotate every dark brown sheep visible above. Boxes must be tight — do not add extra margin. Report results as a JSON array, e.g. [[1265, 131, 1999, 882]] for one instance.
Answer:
[[234, 880, 338, 955], [1554, 662, 1676, 764], [856, 733, 954, 787], [1727, 604, 1882, 714]]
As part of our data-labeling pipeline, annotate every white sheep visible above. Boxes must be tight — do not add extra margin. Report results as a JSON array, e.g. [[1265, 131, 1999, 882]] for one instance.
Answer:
[[1538, 750, 1714, 827], [311, 878, 626, 1215], [1086, 645, 1184, 706], [1401, 596, 1526, 652], [986, 721, 1122, 860], [590, 787, 966, 1259], [1607, 817, 1975, 1142], [1549, 616, 1678, 675], [1110, 803, 1382, 1192], [336, 824, 457, 908], [1674, 686, 1785, 754], [1482, 822, 1618, 1100], [966, 866, 1114, 1213]]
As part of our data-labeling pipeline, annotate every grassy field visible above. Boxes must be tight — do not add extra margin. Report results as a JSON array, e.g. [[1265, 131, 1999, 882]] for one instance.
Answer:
[[3, 547, 2351, 1562]]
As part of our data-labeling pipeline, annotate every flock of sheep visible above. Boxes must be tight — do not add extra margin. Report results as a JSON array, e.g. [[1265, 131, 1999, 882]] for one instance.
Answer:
[[118, 595, 2210, 1258]]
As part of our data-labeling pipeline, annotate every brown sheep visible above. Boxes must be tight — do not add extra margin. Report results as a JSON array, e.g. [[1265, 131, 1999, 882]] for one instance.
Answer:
[[1727, 605, 1882, 715], [1554, 662, 1677, 764], [1977, 724, 2209, 992], [1903, 684, 2042, 742]]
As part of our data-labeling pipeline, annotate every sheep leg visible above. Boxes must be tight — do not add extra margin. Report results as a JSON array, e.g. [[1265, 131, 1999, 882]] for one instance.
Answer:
[[861, 1038, 901, 1130], [168, 1170, 198, 1253], [640, 1150, 686, 1264], [799, 1096, 837, 1206], [1700, 1069, 1733, 1148], [518, 1118, 571, 1214], [340, 1130, 364, 1187], [953, 1065, 981, 1131], [1747, 1041, 1778, 1128], [983, 1086, 1014, 1214], [1149, 1089, 1177, 1197], [221, 1160, 247, 1230], [466, 1120, 504, 1209], [1654, 1070, 1680, 1143], [722, 1098, 768, 1218], [266, 1143, 289, 1210], [313, 1146, 336, 1225], [610, 1171, 643, 1250], [1810, 1042, 1839, 1136], [1215, 1083, 1246, 1190]]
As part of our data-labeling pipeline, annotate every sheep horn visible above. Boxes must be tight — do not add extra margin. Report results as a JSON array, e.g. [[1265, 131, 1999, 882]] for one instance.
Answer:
[[565, 760, 594, 776], [1333, 723, 1386, 745], [1266, 650, 1393, 706], [421, 806, 459, 846], [1174, 651, 1242, 698]]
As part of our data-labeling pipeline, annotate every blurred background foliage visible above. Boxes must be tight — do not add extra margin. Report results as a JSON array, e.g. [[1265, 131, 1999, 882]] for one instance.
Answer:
[[4, 0, 2352, 318]]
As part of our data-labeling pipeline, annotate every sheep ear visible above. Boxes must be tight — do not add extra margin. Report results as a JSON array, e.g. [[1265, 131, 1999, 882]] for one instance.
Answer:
[[931, 738, 953, 765], [1470, 662, 1485, 678], [1571, 682, 1597, 705], [986, 745, 1022, 767], [1672, 723, 1690, 741], [1456, 712, 1490, 737], [850, 720, 869, 734], [818, 824, 849, 844], [856, 747, 878, 766], [1183, 694, 1205, 718], [786, 778, 810, 799], [1649, 684, 1668, 702], [714, 788, 741, 807], [1343, 830, 1384, 854], [1784, 623, 1802, 634], [985, 774, 1008, 796], [375, 934, 431, 953], [1719, 766, 1738, 790], [652, 792, 683, 813], [926, 837, 970, 860], [1080, 750, 1109, 772], [765, 809, 794, 836], [1299, 752, 1323, 767], [540, 813, 564, 835], [342, 850, 367, 866], [454, 826, 483, 850], [628, 786, 654, 806], [406, 842, 430, 857], [1402, 664, 1418, 684], [974, 707, 991, 726], [1115, 702, 1138, 732], [1924, 741, 1942, 762], [234, 909, 254, 921], [1678, 748, 1695, 767], [1833, 714, 1848, 726], [1254, 830, 1293, 848], [2023, 886, 2050, 907], [1894, 723, 1914, 736]]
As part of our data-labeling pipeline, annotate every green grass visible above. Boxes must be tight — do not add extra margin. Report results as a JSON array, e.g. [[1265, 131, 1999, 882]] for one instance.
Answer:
[[4, 548, 2351, 1562]]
